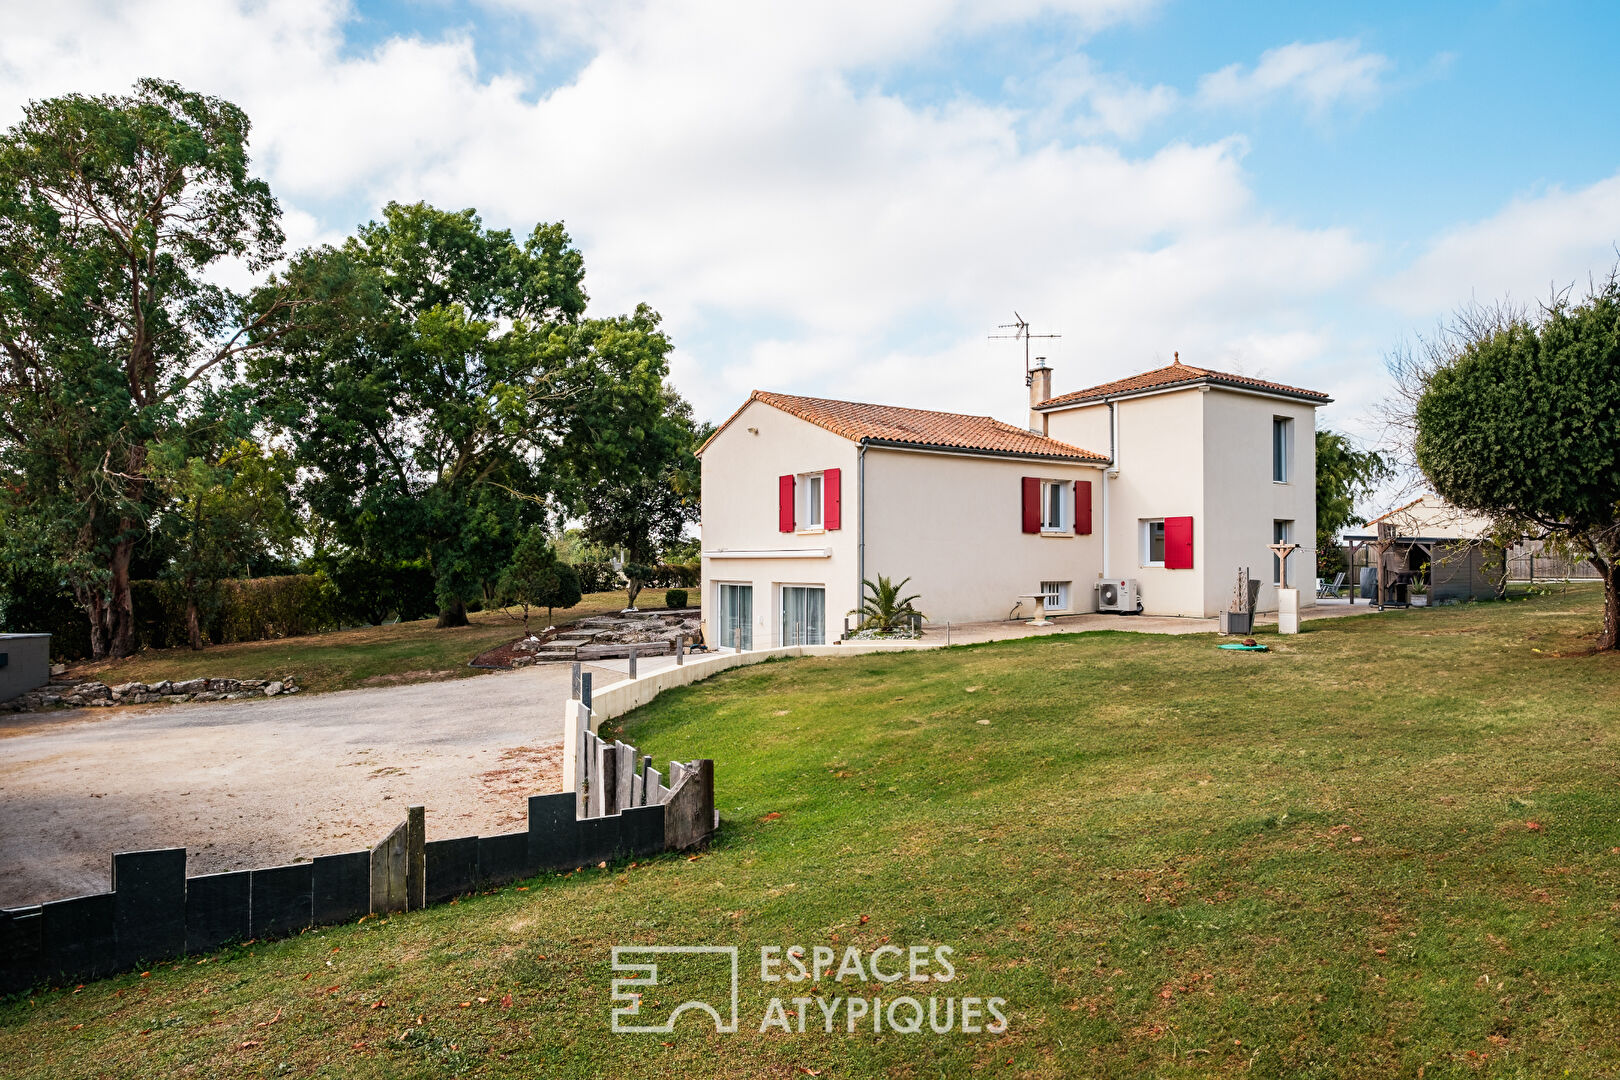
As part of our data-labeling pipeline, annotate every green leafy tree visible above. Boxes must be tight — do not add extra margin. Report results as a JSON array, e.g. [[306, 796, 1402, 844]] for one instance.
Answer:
[[1315, 430, 1392, 578], [580, 391, 704, 609], [250, 202, 680, 628], [1414, 278, 1620, 650], [0, 79, 304, 657], [499, 528, 581, 632], [850, 575, 926, 633], [152, 438, 299, 649]]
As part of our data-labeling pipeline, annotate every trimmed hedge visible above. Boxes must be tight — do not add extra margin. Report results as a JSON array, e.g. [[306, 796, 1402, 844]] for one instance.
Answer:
[[132, 575, 344, 650], [570, 561, 699, 594]]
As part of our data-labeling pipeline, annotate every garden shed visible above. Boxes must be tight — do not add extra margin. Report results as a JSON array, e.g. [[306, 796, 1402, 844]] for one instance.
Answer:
[[1343, 496, 1505, 605]]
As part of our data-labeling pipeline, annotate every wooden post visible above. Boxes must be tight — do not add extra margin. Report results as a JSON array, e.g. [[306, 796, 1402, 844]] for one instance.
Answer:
[[597, 744, 619, 818], [580, 671, 592, 711], [733, 627, 741, 652], [628, 646, 638, 680], [406, 805, 426, 911], [570, 662, 581, 699], [369, 819, 408, 914], [675, 635, 684, 666]]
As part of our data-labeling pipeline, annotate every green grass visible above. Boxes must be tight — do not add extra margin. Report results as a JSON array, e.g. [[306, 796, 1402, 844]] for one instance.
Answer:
[[64, 591, 640, 694], [3, 586, 1618, 1077]]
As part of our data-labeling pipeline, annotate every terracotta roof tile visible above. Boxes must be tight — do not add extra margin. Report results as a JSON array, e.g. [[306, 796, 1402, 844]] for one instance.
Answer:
[[702, 391, 1108, 462], [1036, 358, 1329, 409]]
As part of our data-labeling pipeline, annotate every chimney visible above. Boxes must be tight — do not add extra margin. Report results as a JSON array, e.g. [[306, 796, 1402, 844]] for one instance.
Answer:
[[1028, 357, 1052, 435]]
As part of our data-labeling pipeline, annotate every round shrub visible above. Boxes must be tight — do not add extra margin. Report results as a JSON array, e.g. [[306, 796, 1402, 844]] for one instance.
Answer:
[[665, 588, 689, 610]]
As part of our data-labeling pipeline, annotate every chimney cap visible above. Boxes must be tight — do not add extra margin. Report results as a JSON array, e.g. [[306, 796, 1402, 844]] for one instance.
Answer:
[[1032, 356, 1049, 369]]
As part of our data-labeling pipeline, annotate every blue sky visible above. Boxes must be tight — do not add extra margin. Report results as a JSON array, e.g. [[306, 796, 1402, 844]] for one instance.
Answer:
[[5, 0, 1619, 454]]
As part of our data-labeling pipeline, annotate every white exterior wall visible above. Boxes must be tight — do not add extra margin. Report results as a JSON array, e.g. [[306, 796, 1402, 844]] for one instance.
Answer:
[[698, 400, 860, 649], [862, 448, 1105, 625], [1046, 391, 1207, 616], [1199, 389, 1318, 614], [1044, 387, 1318, 616]]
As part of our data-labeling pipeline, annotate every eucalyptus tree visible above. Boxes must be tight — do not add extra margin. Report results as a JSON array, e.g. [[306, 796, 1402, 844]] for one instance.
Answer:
[[0, 79, 306, 657]]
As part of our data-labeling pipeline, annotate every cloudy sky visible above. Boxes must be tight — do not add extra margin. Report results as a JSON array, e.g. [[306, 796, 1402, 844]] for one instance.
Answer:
[[4, 0, 1619, 445]]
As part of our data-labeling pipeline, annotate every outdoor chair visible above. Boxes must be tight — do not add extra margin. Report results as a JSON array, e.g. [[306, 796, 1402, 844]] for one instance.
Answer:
[[1318, 572, 1346, 598]]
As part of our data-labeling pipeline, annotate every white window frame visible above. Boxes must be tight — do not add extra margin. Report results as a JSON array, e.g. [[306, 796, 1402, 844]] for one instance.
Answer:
[[1039, 580, 1071, 613], [797, 471, 824, 532], [1273, 519, 1294, 585], [1039, 479, 1070, 533], [1272, 416, 1293, 484], [1140, 519, 1166, 568]]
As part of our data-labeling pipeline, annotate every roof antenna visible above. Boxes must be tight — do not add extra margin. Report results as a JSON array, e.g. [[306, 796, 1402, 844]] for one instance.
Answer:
[[989, 312, 1061, 387]]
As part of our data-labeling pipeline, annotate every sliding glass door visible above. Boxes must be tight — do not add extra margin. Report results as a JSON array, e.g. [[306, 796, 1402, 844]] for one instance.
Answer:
[[716, 583, 752, 651], [780, 586, 826, 646]]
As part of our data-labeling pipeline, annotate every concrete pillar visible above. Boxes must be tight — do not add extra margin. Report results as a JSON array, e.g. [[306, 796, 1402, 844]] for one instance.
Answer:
[[1278, 588, 1300, 634]]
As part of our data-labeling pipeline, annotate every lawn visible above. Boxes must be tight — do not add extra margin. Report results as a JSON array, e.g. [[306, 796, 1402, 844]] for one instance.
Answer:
[[2, 586, 1618, 1078], [62, 591, 643, 694]]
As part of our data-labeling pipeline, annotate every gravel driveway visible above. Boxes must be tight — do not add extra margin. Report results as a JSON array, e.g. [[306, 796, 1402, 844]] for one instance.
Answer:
[[0, 664, 612, 907]]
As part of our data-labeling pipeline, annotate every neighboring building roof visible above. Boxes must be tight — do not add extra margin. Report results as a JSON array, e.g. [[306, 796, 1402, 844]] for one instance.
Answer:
[[700, 390, 1109, 462], [1346, 494, 1495, 541], [1035, 356, 1330, 409]]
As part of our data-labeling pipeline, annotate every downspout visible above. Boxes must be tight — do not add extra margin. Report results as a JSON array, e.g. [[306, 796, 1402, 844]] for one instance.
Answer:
[[1102, 399, 1119, 579], [856, 440, 867, 635]]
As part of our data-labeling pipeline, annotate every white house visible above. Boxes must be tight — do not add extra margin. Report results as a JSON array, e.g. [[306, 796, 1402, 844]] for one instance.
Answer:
[[697, 356, 1327, 647]]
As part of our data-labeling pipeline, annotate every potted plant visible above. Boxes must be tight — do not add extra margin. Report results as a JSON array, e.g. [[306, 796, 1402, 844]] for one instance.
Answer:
[[1410, 562, 1430, 606], [1220, 568, 1254, 635]]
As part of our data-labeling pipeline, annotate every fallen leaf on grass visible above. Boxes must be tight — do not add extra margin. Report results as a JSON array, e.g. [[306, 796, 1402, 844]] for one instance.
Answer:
[[1526, 821, 1544, 832], [501, 994, 513, 1008], [1350, 836, 1364, 843], [369, 1001, 388, 1010], [237, 1040, 261, 1050], [760, 812, 782, 821]]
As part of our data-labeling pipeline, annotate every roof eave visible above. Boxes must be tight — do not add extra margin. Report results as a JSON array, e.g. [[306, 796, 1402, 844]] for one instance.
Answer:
[[860, 437, 1108, 465], [1035, 377, 1330, 411]]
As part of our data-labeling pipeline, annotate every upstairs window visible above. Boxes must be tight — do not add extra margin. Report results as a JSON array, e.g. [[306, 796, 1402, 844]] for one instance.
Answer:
[[1040, 479, 1070, 532], [1273, 416, 1293, 483], [799, 472, 823, 530]]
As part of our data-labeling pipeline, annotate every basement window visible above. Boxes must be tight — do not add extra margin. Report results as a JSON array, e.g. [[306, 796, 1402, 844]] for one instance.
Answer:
[[1040, 580, 1071, 612]]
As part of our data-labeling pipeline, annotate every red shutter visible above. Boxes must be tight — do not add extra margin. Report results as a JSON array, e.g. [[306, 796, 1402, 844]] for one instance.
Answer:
[[1074, 480, 1092, 535], [1165, 515, 1194, 569], [824, 468, 841, 530], [1021, 477, 1040, 533], [779, 475, 795, 533]]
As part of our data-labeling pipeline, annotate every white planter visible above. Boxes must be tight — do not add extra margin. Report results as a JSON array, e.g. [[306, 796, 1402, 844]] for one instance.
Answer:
[[1411, 595, 1428, 607]]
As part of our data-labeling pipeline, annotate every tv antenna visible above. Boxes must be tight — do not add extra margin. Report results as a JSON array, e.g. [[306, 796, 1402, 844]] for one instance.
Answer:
[[989, 312, 1061, 386]]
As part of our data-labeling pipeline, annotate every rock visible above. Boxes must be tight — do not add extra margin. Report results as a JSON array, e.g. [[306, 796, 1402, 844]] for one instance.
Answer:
[[172, 679, 207, 695], [163, 694, 191, 703], [149, 680, 172, 695], [264, 681, 283, 696], [238, 679, 266, 691], [283, 686, 300, 695], [206, 678, 241, 693]]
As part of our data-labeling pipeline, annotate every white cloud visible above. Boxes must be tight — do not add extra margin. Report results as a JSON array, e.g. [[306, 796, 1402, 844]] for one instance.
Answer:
[[1378, 172, 1620, 315], [1197, 39, 1389, 114], [0, 0, 1382, 429]]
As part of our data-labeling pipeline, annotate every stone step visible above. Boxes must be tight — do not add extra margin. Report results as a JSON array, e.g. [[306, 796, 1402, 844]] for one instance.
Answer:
[[576, 641, 674, 660]]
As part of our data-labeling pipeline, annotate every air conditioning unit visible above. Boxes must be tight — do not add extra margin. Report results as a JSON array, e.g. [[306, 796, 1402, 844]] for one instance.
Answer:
[[1096, 579, 1142, 614]]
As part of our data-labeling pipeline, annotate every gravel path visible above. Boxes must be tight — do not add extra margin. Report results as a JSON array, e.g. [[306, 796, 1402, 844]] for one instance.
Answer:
[[0, 664, 615, 907]]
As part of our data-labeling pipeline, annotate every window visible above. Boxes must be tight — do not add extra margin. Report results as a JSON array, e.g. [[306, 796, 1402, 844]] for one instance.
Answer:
[[1273, 519, 1294, 584], [1272, 416, 1293, 483], [1039, 580, 1070, 612], [1040, 480, 1069, 532], [798, 472, 823, 530], [1141, 519, 1166, 567]]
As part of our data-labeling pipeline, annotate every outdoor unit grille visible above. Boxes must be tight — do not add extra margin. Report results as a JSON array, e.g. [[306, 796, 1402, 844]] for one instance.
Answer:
[[1096, 579, 1141, 614]]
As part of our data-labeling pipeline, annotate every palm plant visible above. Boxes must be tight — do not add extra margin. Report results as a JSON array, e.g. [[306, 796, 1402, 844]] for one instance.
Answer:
[[850, 575, 926, 633]]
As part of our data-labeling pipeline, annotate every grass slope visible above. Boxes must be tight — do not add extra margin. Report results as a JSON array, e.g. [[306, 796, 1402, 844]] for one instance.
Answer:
[[3, 587, 1618, 1078], [65, 592, 642, 694]]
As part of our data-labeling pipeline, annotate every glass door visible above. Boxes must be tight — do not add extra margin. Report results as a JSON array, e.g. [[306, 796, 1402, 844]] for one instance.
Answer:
[[717, 583, 752, 651], [780, 586, 826, 646]]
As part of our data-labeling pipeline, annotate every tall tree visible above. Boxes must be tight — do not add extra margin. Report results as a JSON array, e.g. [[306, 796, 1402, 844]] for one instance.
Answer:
[[251, 202, 681, 626], [1315, 429, 1391, 577], [579, 389, 703, 609], [1413, 278, 1620, 650], [0, 79, 301, 657]]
